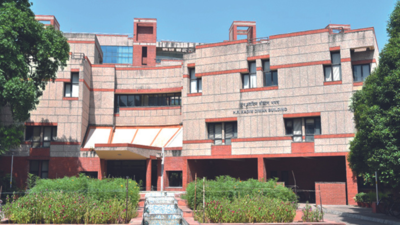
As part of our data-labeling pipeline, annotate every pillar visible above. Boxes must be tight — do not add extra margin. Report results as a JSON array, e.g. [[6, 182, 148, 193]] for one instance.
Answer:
[[182, 159, 188, 190], [345, 155, 358, 205], [157, 159, 162, 191], [257, 157, 266, 181], [146, 159, 152, 191]]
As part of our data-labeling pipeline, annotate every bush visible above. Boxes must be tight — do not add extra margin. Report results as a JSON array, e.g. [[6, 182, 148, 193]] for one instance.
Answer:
[[354, 192, 366, 203], [3, 192, 136, 224], [3, 174, 140, 224], [194, 195, 296, 223], [29, 174, 140, 203], [185, 176, 297, 209], [301, 203, 323, 222]]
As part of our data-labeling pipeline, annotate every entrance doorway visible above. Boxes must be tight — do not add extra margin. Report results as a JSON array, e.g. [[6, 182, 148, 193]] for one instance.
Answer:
[[107, 160, 146, 189]]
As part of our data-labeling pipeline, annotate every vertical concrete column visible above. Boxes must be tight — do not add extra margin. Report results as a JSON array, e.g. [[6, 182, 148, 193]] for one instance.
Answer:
[[99, 159, 107, 180], [345, 155, 358, 205], [256, 59, 263, 88], [257, 157, 266, 181], [182, 159, 188, 190], [146, 159, 152, 191], [157, 159, 162, 191]]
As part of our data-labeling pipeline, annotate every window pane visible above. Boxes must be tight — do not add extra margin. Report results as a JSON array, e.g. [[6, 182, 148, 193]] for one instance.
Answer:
[[149, 95, 157, 106], [314, 118, 321, 135], [41, 172, 48, 179], [190, 68, 196, 79], [293, 119, 302, 136], [331, 52, 340, 64], [119, 95, 127, 107], [225, 123, 233, 139], [305, 119, 315, 135], [42, 161, 49, 172], [64, 84, 71, 97], [333, 65, 341, 81], [72, 84, 79, 97], [250, 74, 257, 88], [33, 127, 41, 142], [43, 141, 50, 147], [215, 124, 222, 139], [293, 136, 302, 142], [265, 72, 272, 86], [198, 79, 202, 93], [272, 71, 278, 86], [305, 135, 314, 142], [285, 120, 293, 135], [263, 60, 270, 72], [25, 126, 34, 141], [135, 95, 141, 106], [29, 161, 39, 175], [43, 127, 51, 141], [71, 73, 79, 83], [324, 67, 332, 82], [52, 127, 57, 140], [362, 65, 370, 80], [208, 124, 215, 139], [225, 138, 231, 145], [127, 96, 135, 106], [249, 62, 256, 73], [190, 80, 198, 93], [142, 95, 149, 106], [243, 74, 250, 89], [214, 139, 223, 145], [353, 65, 362, 82]]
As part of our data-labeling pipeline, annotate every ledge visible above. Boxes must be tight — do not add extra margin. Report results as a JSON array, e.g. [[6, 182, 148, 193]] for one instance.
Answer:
[[323, 80, 342, 86], [183, 139, 213, 144], [187, 92, 202, 97], [119, 106, 181, 111], [283, 112, 320, 118], [353, 82, 363, 86], [205, 117, 237, 122], [240, 86, 278, 92], [62, 97, 79, 101]]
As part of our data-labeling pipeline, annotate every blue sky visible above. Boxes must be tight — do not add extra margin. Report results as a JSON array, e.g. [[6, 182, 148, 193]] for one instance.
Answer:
[[31, 0, 395, 51]]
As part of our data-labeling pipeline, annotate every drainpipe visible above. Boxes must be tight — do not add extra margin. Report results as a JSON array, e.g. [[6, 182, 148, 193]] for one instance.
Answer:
[[161, 147, 164, 192]]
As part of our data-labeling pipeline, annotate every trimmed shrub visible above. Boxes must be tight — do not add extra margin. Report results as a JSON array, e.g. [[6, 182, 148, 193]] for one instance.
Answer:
[[194, 195, 296, 223], [3, 174, 140, 224], [185, 176, 297, 209]]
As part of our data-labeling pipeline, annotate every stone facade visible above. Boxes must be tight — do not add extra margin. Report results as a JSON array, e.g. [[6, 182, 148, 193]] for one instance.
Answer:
[[0, 17, 380, 205]]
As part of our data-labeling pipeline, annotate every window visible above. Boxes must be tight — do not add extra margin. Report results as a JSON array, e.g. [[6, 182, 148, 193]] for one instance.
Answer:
[[142, 47, 147, 65], [29, 160, 49, 178], [353, 64, 370, 82], [189, 68, 202, 93], [80, 171, 98, 178], [115, 93, 181, 112], [25, 126, 57, 148], [270, 171, 278, 179], [305, 117, 321, 142], [101, 46, 133, 64], [64, 73, 79, 97], [285, 117, 321, 142], [168, 171, 182, 187], [324, 52, 341, 82], [281, 171, 289, 184], [243, 61, 257, 89], [263, 60, 278, 86], [208, 122, 237, 145]]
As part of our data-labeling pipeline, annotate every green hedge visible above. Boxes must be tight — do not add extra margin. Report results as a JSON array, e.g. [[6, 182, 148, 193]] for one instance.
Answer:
[[29, 174, 140, 203], [3, 174, 141, 224], [185, 176, 297, 209]]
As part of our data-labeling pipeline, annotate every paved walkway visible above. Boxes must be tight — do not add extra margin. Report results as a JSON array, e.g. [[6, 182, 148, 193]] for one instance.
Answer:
[[303, 204, 400, 225]]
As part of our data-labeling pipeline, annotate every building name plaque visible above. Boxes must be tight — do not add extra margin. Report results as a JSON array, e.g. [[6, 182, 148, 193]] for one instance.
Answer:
[[233, 100, 287, 114]]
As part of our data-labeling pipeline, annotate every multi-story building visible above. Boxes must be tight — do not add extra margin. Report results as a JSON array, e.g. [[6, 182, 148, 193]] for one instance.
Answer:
[[0, 15, 379, 205]]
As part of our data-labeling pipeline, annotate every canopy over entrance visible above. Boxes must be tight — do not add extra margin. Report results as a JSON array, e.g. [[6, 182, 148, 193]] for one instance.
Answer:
[[83, 125, 182, 159]]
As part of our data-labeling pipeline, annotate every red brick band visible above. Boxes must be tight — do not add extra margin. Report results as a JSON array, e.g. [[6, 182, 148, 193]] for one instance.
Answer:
[[205, 117, 237, 122], [269, 28, 329, 40], [314, 134, 355, 139], [25, 122, 58, 126], [187, 93, 202, 97], [196, 68, 248, 77], [232, 136, 292, 142], [183, 140, 213, 144], [196, 39, 247, 49], [62, 97, 79, 101], [352, 59, 376, 65], [283, 112, 321, 118], [353, 82, 363, 86], [341, 58, 351, 62], [115, 87, 182, 94], [187, 63, 195, 68], [70, 68, 80, 72], [115, 65, 181, 71], [270, 60, 331, 70], [119, 106, 181, 111], [323, 81, 342, 86], [329, 46, 340, 51], [247, 55, 270, 61], [240, 86, 278, 92]]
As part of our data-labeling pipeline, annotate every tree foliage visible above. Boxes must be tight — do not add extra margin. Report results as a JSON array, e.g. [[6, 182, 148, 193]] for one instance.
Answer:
[[0, 0, 69, 154], [348, 1, 400, 187]]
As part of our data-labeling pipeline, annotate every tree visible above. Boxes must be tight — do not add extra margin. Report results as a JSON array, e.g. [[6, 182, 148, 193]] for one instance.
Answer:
[[0, 0, 69, 154], [348, 1, 400, 187]]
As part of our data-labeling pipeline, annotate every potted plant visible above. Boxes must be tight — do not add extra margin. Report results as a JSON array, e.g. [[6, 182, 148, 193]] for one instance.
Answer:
[[357, 192, 367, 207], [354, 193, 364, 207]]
